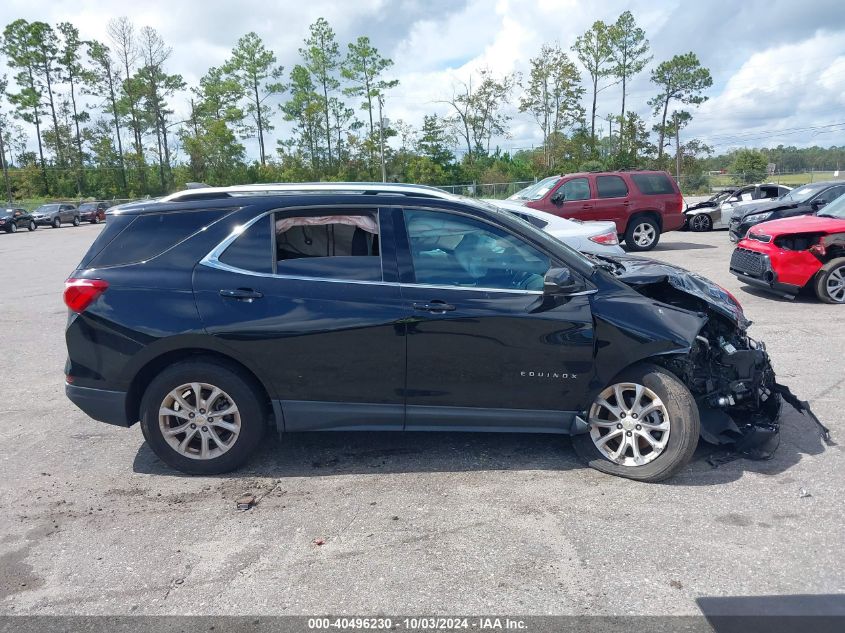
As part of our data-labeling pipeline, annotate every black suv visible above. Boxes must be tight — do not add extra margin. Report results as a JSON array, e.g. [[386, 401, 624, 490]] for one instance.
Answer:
[[64, 184, 786, 482]]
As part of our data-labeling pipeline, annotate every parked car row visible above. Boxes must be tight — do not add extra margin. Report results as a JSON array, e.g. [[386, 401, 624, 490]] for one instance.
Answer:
[[1, 201, 112, 233], [730, 192, 845, 304], [684, 183, 792, 231]]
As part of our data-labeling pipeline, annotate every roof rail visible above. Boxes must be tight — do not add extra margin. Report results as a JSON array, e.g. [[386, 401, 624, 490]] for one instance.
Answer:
[[161, 182, 460, 203]]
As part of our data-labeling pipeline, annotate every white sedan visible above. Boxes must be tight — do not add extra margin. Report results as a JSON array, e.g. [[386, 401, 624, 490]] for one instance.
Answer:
[[486, 199, 625, 256]]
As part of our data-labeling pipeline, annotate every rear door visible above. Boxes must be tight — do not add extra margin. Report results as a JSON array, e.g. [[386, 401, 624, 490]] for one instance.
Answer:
[[395, 206, 595, 432], [592, 175, 630, 233], [192, 207, 408, 431]]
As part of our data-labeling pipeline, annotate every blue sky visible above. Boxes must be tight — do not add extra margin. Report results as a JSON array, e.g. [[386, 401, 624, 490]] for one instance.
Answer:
[[3, 0, 845, 161]]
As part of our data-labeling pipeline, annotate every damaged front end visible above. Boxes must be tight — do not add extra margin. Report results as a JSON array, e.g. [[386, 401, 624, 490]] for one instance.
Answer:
[[606, 255, 828, 457]]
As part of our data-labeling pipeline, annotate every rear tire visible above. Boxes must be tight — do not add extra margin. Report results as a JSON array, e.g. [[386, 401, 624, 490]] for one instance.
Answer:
[[572, 363, 700, 482], [72, 216, 81, 226], [814, 257, 845, 304], [624, 216, 660, 251], [140, 359, 267, 475]]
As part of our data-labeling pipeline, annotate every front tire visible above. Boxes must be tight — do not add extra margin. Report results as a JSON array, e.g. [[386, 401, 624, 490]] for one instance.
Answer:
[[52, 217, 61, 228], [140, 360, 267, 475], [689, 213, 713, 232], [28, 221, 36, 231], [814, 257, 845, 304], [8, 223, 17, 233], [572, 363, 700, 482], [624, 216, 660, 251]]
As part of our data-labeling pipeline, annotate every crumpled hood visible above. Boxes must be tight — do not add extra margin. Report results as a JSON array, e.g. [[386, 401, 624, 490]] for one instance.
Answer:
[[610, 255, 748, 328], [733, 198, 799, 219]]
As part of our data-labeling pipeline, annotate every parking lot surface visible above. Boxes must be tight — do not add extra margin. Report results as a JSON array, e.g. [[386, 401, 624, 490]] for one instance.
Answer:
[[0, 223, 842, 615]]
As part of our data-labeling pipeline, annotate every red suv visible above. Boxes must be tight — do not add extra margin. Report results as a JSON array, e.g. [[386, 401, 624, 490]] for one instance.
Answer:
[[514, 171, 685, 251]]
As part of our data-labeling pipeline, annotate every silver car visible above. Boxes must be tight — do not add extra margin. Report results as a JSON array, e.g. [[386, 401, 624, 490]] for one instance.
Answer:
[[487, 199, 625, 256], [685, 183, 791, 231]]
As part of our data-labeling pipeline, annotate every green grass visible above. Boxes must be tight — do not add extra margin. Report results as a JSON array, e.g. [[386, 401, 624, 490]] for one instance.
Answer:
[[708, 171, 842, 188]]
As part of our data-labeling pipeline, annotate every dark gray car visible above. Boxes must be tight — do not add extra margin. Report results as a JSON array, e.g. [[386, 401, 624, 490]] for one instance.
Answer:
[[32, 203, 80, 228]]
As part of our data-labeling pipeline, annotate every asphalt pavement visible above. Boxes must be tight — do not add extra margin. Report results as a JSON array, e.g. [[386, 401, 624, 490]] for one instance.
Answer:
[[0, 222, 842, 616]]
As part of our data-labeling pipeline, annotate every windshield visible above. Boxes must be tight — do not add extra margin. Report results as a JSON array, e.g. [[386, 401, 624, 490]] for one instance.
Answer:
[[35, 204, 60, 212], [460, 197, 595, 271], [779, 184, 826, 203], [79, 203, 96, 211], [817, 193, 845, 219], [508, 176, 561, 201]]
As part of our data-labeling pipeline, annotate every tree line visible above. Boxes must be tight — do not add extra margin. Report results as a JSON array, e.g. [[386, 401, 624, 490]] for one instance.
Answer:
[[0, 10, 782, 203]]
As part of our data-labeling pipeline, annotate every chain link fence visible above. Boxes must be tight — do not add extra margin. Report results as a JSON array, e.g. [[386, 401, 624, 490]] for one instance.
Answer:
[[433, 181, 535, 199]]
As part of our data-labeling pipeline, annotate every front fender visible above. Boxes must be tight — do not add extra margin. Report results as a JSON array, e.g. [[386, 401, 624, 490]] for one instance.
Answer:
[[589, 290, 706, 401]]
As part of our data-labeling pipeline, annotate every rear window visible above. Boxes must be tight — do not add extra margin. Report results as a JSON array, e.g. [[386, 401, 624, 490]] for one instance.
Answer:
[[86, 210, 223, 268], [631, 173, 676, 195], [596, 175, 629, 198]]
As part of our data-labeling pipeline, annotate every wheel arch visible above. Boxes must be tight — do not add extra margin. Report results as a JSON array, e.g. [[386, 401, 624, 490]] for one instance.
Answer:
[[125, 347, 277, 430], [628, 210, 663, 231]]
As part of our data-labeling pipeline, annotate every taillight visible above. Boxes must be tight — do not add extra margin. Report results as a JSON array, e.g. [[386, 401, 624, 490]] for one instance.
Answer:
[[64, 278, 109, 313], [589, 230, 620, 246]]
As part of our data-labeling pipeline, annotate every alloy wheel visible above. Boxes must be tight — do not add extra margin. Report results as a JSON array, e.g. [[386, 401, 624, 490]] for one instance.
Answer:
[[9, 223, 17, 233], [690, 214, 711, 231], [825, 265, 845, 303], [588, 382, 671, 467], [632, 223, 657, 247], [158, 382, 242, 460]]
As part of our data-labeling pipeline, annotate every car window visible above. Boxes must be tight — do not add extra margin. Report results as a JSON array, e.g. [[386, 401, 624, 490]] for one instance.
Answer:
[[218, 215, 274, 274], [87, 210, 222, 268], [760, 186, 779, 198], [559, 178, 591, 201], [596, 175, 629, 199], [274, 210, 382, 281], [404, 209, 550, 291], [630, 173, 675, 195], [815, 186, 845, 205]]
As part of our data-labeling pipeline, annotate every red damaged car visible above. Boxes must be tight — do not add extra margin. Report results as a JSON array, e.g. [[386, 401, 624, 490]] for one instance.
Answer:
[[730, 193, 845, 303]]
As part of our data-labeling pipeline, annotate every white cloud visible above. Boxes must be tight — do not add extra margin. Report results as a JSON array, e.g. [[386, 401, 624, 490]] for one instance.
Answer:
[[2, 0, 845, 162]]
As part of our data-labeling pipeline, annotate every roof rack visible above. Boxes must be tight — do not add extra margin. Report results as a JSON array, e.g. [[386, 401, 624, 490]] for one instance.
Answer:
[[161, 182, 461, 203]]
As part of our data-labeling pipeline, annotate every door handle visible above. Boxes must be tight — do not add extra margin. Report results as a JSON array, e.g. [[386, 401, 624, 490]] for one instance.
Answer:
[[219, 288, 264, 301], [413, 301, 456, 313]]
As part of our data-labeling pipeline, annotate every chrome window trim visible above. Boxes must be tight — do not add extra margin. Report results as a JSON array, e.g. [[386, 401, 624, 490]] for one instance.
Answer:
[[200, 203, 595, 297]]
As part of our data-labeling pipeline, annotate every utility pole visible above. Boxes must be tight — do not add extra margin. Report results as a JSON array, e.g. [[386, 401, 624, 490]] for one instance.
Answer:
[[0, 125, 11, 204], [378, 94, 387, 183], [674, 113, 682, 185]]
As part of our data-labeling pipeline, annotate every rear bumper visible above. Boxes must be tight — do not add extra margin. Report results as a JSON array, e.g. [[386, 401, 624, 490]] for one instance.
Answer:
[[66, 383, 133, 427]]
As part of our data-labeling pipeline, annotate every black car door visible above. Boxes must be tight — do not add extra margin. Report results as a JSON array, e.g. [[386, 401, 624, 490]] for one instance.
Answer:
[[394, 206, 595, 432], [193, 207, 408, 431]]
